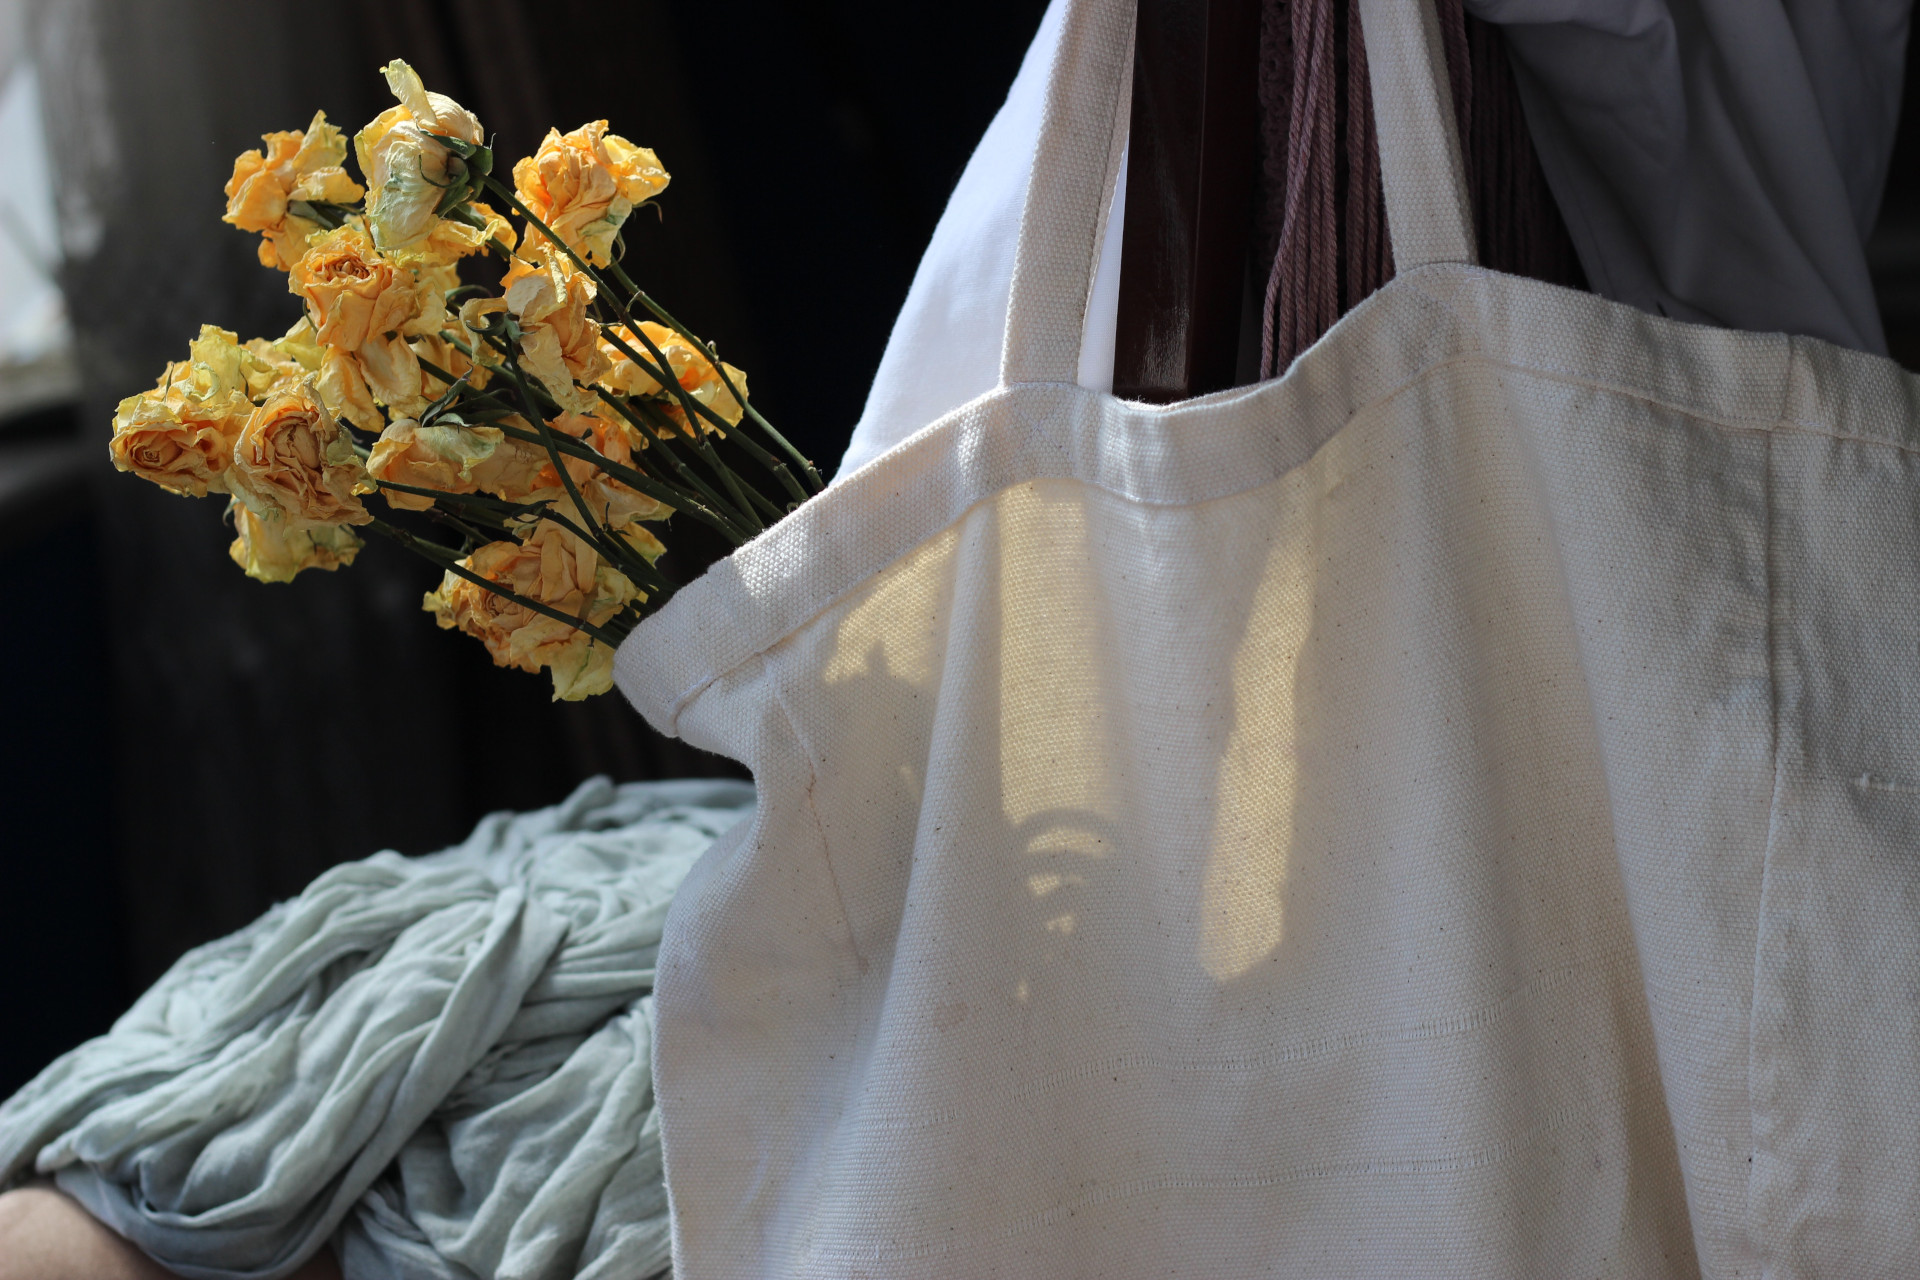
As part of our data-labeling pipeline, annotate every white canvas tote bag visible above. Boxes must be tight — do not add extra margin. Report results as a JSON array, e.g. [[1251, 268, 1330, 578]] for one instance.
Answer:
[[616, 0, 1920, 1273]]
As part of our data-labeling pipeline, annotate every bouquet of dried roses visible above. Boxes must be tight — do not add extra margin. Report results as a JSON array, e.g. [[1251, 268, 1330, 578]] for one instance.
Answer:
[[107, 60, 819, 699]]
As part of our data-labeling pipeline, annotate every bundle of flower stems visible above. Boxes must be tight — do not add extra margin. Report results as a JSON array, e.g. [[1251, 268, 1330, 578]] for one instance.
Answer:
[[107, 60, 819, 699]]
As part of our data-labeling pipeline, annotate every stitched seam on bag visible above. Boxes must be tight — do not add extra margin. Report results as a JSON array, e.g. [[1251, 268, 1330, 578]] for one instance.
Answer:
[[763, 664, 876, 1204], [768, 668, 866, 981], [991, 353, 1792, 515], [1469, 357, 1783, 433], [656, 353, 1473, 706], [1451, 353, 1920, 467], [1744, 357, 1791, 1265], [805, 1066, 1652, 1264], [1003, 359, 1915, 474], [846, 947, 1636, 1135], [1850, 771, 1920, 795], [657, 346, 1854, 717], [636, 274, 1501, 712], [1476, 353, 1920, 458], [1770, 420, 1920, 455], [655, 354, 1714, 715], [1005, 384, 1078, 465], [662, 672, 717, 737], [933, 355, 1785, 521]]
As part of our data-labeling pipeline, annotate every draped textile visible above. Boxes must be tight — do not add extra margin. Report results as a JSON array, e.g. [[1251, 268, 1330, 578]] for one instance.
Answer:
[[0, 779, 755, 1280]]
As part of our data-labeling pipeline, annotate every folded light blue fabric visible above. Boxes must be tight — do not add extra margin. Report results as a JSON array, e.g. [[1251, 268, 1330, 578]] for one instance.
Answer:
[[0, 777, 755, 1280]]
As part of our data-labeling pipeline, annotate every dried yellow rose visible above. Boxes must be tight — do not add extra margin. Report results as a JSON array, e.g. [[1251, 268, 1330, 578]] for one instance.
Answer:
[[544, 637, 618, 701], [599, 322, 748, 430], [141, 325, 274, 406], [108, 380, 247, 498], [228, 386, 371, 529], [513, 120, 669, 267], [409, 200, 516, 266], [264, 316, 382, 432], [228, 502, 362, 583], [541, 411, 670, 529], [422, 520, 639, 700], [320, 350, 383, 433], [468, 429, 553, 505], [501, 257, 610, 413], [410, 330, 490, 398], [290, 221, 445, 416], [355, 60, 485, 252], [365, 416, 506, 511], [291, 223, 415, 346], [241, 335, 307, 399], [107, 323, 349, 498], [223, 110, 366, 270]]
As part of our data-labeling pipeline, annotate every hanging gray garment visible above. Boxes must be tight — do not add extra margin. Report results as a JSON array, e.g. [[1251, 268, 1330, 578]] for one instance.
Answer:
[[0, 777, 756, 1280], [1470, 0, 1909, 354]]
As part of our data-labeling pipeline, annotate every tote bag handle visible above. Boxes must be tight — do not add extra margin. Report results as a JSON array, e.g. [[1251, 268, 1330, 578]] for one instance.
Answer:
[[1355, 0, 1477, 272], [999, 0, 1477, 391]]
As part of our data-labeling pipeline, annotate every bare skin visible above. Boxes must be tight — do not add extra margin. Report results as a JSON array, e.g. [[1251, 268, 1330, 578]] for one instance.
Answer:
[[0, 1187, 342, 1280]]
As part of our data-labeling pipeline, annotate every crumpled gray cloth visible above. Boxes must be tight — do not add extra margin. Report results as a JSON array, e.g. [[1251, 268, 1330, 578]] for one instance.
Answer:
[[1471, 0, 1909, 354], [0, 776, 755, 1280]]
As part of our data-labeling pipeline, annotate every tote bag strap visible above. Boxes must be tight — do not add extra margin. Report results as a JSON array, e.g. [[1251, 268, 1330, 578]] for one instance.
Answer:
[[998, 0, 1474, 389], [999, 0, 1136, 388], [1355, 0, 1477, 271]]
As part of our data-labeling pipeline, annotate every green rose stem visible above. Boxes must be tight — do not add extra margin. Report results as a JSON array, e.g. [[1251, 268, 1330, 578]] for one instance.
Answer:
[[442, 252, 771, 527], [371, 478, 675, 598], [516, 454, 678, 599], [476, 174, 818, 498], [480, 345, 721, 597], [603, 256, 820, 494], [573, 389, 749, 530], [455, 325, 751, 536], [683, 417, 762, 535], [513, 318, 766, 532], [587, 284, 806, 505], [482, 333, 757, 544], [524, 501, 675, 601], [610, 390, 787, 523], [429, 509, 501, 550], [365, 515, 627, 649], [414, 352, 748, 542], [586, 382, 780, 528], [492, 353, 691, 582], [403, 344, 710, 589], [285, 198, 359, 231], [421, 500, 509, 546], [495, 418, 753, 546], [591, 323, 804, 508], [596, 254, 817, 494], [417, 378, 517, 423], [372, 479, 528, 532]]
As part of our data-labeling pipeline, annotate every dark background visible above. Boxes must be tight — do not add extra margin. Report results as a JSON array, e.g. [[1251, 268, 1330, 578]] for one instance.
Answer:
[[0, 0, 1048, 1099]]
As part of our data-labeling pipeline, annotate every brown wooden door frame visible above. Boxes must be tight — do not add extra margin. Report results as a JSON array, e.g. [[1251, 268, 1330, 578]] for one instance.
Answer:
[[1112, 0, 1262, 403]]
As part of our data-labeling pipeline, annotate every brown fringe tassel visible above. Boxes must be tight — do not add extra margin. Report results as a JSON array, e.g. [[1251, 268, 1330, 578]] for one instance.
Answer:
[[1255, 0, 1584, 379]]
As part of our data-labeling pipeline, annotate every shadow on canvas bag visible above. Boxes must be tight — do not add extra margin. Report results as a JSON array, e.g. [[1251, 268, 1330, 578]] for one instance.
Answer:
[[615, 1, 1920, 1273]]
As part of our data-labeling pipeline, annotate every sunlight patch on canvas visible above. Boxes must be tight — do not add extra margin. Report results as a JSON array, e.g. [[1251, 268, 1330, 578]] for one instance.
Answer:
[[1199, 517, 1312, 981]]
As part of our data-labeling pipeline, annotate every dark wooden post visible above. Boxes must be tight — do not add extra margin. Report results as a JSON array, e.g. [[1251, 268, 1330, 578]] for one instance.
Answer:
[[1113, 0, 1261, 402]]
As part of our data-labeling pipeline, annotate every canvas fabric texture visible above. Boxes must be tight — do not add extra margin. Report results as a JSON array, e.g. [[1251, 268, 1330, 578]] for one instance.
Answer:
[[618, 0, 1920, 1275]]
